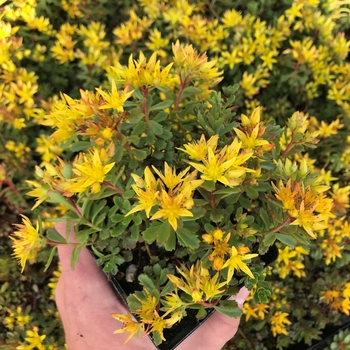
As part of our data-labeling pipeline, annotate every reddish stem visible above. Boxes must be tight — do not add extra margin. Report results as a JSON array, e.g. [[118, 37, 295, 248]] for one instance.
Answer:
[[210, 191, 216, 209], [271, 216, 292, 233], [102, 181, 124, 194], [0, 179, 20, 195], [174, 74, 190, 111], [141, 87, 150, 129]]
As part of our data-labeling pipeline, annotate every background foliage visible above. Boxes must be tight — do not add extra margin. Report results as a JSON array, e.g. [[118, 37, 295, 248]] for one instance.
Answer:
[[1, 0, 350, 349]]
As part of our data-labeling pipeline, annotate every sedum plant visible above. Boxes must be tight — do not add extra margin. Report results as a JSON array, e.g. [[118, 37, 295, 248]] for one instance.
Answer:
[[11, 42, 335, 346]]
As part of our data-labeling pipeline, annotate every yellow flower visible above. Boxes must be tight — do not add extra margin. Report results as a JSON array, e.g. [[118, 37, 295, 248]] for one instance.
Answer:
[[222, 246, 258, 282], [64, 148, 115, 194], [152, 162, 190, 190], [162, 293, 184, 314], [126, 167, 159, 218], [234, 125, 272, 152], [16, 326, 46, 350], [272, 179, 297, 211], [271, 312, 292, 337], [203, 229, 231, 270], [189, 147, 239, 186], [11, 216, 43, 272], [96, 80, 133, 111], [111, 313, 144, 344], [290, 201, 328, 239], [26, 180, 50, 209], [112, 51, 175, 89], [167, 262, 227, 302], [178, 134, 219, 161], [201, 271, 227, 300], [150, 189, 193, 231], [147, 313, 168, 341]]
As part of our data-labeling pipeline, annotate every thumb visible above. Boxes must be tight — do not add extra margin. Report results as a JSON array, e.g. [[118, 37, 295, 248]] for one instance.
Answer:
[[177, 287, 250, 350]]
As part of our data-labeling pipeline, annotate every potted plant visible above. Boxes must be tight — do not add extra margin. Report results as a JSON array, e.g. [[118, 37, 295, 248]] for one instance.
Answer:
[[12, 42, 333, 349]]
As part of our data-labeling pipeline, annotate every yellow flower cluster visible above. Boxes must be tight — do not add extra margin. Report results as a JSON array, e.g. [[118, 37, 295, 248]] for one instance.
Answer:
[[126, 163, 203, 231], [321, 283, 350, 316], [275, 246, 309, 279], [270, 311, 292, 337], [319, 217, 350, 265], [180, 135, 253, 187], [233, 107, 274, 155], [16, 326, 46, 350], [4, 307, 31, 331], [202, 229, 258, 279], [10, 215, 43, 272], [167, 262, 227, 302], [272, 179, 334, 239]]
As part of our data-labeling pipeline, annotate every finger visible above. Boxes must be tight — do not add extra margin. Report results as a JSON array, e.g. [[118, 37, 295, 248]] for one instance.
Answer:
[[55, 221, 111, 295], [177, 287, 250, 350]]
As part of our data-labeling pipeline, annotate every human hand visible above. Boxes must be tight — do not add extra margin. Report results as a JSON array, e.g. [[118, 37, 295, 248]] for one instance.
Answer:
[[55, 222, 249, 350]]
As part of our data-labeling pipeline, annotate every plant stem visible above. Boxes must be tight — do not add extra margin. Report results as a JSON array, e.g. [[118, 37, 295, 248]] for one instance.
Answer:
[[271, 216, 292, 233], [46, 241, 94, 246], [238, 328, 254, 349], [67, 197, 82, 216], [281, 141, 302, 157], [142, 87, 150, 129], [174, 75, 189, 111], [0, 179, 20, 195], [210, 191, 216, 209], [144, 243, 152, 258], [102, 181, 124, 194]]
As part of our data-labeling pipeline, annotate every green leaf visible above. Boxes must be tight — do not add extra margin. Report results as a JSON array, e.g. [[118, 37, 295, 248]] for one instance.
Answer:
[[131, 225, 139, 241], [99, 229, 109, 240], [254, 182, 271, 192], [71, 246, 83, 270], [91, 200, 107, 224], [153, 111, 168, 123], [91, 245, 105, 258], [260, 162, 276, 171], [259, 208, 271, 230], [142, 223, 162, 243], [245, 187, 259, 199], [44, 246, 57, 272], [214, 306, 242, 318], [132, 121, 146, 136], [219, 299, 238, 309], [126, 294, 141, 312], [263, 232, 276, 246], [182, 207, 206, 221], [176, 228, 200, 249], [70, 141, 92, 152], [48, 191, 76, 212], [111, 224, 127, 237], [181, 86, 202, 98], [131, 149, 148, 160], [46, 228, 67, 243], [138, 274, 156, 291], [276, 233, 297, 248], [164, 230, 176, 251], [81, 199, 94, 217], [152, 331, 163, 346], [196, 306, 207, 319], [238, 195, 252, 209], [149, 120, 163, 135], [157, 221, 172, 243], [149, 99, 173, 111], [201, 181, 216, 191]]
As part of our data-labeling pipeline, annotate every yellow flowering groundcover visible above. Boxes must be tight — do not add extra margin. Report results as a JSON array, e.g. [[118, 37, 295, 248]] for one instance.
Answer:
[[0, 0, 350, 349]]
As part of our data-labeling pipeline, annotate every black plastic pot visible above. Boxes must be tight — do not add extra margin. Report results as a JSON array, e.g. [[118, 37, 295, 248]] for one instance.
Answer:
[[90, 243, 279, 350]]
